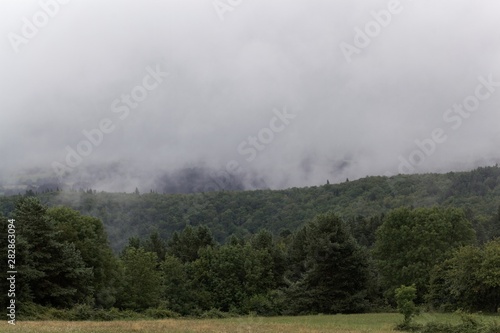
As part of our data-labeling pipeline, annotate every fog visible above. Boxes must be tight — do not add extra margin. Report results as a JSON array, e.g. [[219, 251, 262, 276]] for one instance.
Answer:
[[1, 0, 500, 192]]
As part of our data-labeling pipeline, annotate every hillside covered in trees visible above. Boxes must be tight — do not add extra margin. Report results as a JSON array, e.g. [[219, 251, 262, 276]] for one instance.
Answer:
[[2, 166, 500, 252], [1, 199, 499, 319], [1, 166, 500, 320]]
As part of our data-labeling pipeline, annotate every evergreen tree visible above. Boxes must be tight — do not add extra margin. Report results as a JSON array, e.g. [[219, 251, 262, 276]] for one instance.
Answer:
[[0, 215, 10, 309], [167, 225, 216, 263], [285, 213, 369, 314], [250, 229, 286, 289], [143, 231, 167, 262], [47, 206, 120, 308], [14, 197, 93, 307]]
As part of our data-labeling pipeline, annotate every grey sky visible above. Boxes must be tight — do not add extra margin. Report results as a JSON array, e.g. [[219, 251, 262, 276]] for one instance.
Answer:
[[1, 0, 500, 191]]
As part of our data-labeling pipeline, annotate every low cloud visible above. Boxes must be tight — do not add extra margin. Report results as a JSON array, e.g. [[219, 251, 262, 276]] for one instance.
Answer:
[[1, 0, 500, 192]]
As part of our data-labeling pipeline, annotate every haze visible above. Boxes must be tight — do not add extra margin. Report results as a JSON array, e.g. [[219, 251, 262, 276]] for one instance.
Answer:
[[1, 0, 500, 192]]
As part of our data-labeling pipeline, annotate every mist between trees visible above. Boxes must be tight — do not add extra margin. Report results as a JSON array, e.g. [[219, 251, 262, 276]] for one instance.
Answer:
[[1, 166, 500, 318]]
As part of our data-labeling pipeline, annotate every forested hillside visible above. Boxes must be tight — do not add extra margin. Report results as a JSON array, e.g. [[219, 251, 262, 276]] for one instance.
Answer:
[[2, 167, 500, 320], [1, 166, 500, 252]]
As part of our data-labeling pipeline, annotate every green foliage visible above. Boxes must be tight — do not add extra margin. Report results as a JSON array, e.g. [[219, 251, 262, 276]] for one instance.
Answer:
[[160, 255, 196, 315], [1, 201, 119, 310], [189, 242, 274, 313], [143, 307, 180, 319], [117, 247, 162, 310], [249, 229, 287, 289], [395, 285, 418, 326], [3, 166, 500, 317], [0, 214, 12, 309], [428, 239, 500, 312], [17, 302, 179, 321], [419, 312, 500, 333], [167, 225, 216, 263], [241, 292, 279, 316], [375, 207, 475, 301], [3, 166, 500, 254], [14, 197, 93, 308], [143, 231, 168, 261], [284, 213, 370, 314], [348, 214, 384, 248], [47, 206, 120, 308], [199, 308, 235, 319]]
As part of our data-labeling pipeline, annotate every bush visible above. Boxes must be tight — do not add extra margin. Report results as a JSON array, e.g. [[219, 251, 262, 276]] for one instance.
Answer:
[[485, 321, 500, 333], [92, 308, 118, 321], [242, 294, 276, 316], [143, 307, 180, 319], [72, 304, 95, 320], [419, 312, 500, 333], [17, 304, 153, 321], [17, 302, 50, 320], [45, 307, 73, 320], [419, 322, 455, 333], [395, 321, 422, 332], [199, 308, 233, 319], [395, 285, 419, 327]]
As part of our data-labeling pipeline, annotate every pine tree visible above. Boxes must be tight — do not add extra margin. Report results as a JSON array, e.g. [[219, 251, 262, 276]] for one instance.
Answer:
[[285, 213, 369, 314], [14, 197, 93, 307]]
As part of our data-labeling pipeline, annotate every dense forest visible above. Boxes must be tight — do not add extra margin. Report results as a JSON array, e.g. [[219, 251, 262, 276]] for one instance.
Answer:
[[2, 166, 500, 252], [1, 166, 500, 319]]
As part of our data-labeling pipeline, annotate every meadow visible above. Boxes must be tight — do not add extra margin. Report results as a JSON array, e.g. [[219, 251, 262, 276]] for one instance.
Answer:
[[1, 313, 498, 333]]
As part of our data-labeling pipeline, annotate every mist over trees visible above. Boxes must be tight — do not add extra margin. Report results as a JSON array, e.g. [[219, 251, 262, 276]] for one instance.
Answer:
[[2, 166, 500, 253], [1, 166, 500, 319]]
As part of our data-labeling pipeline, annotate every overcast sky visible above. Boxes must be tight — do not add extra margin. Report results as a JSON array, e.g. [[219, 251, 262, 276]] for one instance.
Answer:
[[1, 0, 500, 191]]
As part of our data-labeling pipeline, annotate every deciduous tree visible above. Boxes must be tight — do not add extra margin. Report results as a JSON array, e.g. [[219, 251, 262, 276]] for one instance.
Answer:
[[374, 207, 475, 301]]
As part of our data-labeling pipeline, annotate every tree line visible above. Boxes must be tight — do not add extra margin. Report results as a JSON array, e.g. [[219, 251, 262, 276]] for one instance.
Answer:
[[2, 165, 500, 253], [1, 197, 499, 318]]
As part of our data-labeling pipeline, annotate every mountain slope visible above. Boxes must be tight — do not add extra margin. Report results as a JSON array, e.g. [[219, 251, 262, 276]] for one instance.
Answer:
[[1, 165, 500, 251]]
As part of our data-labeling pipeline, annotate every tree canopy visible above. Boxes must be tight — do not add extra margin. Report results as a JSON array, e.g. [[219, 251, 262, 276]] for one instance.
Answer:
[[374, 207, 475, 301]]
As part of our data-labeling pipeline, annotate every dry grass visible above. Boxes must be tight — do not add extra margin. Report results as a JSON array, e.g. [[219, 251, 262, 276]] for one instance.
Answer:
[[1, 312, 497, 333], [0, 313, 400, 333]]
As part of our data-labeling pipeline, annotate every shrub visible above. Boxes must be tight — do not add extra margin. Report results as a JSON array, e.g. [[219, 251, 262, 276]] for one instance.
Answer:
[[143, 307, 180, 319], [395, 321, 422, 332], [419, 312, 500, 333], [17, 302, 50, 320], [242, 294, 275, 316], [199, 308, 233, 319], [71, 304, 95, 320], [395, 285, 419, 327]]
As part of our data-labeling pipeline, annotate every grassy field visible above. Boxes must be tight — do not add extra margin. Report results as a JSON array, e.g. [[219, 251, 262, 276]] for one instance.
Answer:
[[0, 313, 498, 333]]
